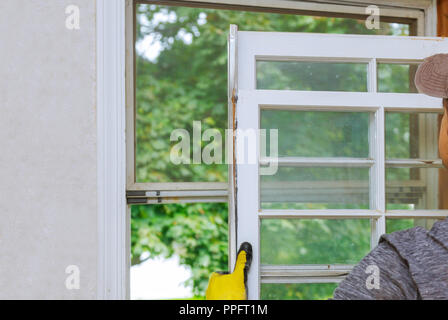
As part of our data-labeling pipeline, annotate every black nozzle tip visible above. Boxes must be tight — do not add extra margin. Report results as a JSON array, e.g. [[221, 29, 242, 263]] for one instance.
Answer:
[[238, 242, 252, 268]]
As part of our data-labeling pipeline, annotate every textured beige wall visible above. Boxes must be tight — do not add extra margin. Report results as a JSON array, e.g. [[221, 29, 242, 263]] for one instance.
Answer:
[[0, 0, 97, 299]]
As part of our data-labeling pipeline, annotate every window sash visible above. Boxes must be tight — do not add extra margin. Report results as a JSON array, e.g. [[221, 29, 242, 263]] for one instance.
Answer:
[[127, 0, 436, 299], [128, 0, 427, 200], [234, 27, 448, 299]]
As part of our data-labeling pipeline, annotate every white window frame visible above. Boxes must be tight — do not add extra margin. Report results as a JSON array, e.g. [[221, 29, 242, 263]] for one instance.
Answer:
[[233, 28, 448, 299], [97, 0, 128, 299], [125, 0, 433, 199], [97, 0, 437, 300]]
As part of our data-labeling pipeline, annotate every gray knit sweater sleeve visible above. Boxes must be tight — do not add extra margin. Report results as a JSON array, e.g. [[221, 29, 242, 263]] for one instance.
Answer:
[[332, 241, 419, 300]]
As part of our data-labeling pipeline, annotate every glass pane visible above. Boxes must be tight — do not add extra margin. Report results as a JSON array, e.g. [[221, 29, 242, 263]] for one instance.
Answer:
[[257, 61, 368, 91], [385, 112, 440, 159], [378, 63, 418, 93], [260, 219, 370, 265], [386, 218, 435, 233], [261, 283, 338, 300], [261, 110, 369, 158], [135, 3, 410, 183], [386, 167, 446, 210], [131, 202, 228, 299], [261, 167, 370, 209]]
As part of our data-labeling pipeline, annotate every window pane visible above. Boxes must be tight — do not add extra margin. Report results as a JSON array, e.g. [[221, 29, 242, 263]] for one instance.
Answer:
[[378, 63, 419, 93], [131, 202, 228, 299], [385, 112, 440, 159], [261, 110, 369, 158], [135, 3, 410, 183], [261, 283, 338, 300], [386, 218, 436, 233], [260, 219, 370, 265], [261, 167, 370, 209], [386, 167, 446, 210], [257, 61, 368, 91]]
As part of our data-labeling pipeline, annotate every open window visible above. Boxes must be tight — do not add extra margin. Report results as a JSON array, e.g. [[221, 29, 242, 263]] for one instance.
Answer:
[[231, 27, 448, 299], [124, 0, 443, 300]]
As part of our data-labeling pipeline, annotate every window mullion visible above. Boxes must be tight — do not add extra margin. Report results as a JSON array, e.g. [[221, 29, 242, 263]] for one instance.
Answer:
[[369, 58, 386, 247], [370, 106, 386, 247]]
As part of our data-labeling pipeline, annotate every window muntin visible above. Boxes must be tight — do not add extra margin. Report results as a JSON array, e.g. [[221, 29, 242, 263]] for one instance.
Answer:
[[234, 29, 448, 299]]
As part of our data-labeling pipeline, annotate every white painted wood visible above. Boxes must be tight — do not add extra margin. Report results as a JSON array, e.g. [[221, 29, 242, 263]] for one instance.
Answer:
[[235, 30, 261, 297], [235, 88, 260, 300], [260, 210, 382, 219], [262, 158, 444, 169], [124, 2, 135, 300], [97, 0, 128, 300], [262, 264, 354, 273], [263, 179, 424, 189], [238, 32, 448, 69], [261, 277, 345, 284], [228, 24, 238, 270], [253, 91, 443, 111], [370, 107, 386, 248], [368, 55, 385, 248], [260, 157, 374, 167], [235, 24, 448, 299]]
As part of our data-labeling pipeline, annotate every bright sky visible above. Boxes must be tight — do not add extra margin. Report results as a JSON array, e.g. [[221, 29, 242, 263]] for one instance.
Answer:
[[131, 255, 193, 300], [136, 9, 206, 62]]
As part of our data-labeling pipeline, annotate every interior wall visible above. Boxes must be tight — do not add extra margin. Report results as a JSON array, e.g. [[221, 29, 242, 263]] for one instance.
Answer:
[[0, 0, 97, 299]]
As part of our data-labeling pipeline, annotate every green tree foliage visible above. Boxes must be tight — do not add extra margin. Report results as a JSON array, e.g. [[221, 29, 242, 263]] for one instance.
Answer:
[[131, 202, 228, 296], [132, 3, 412, 299]]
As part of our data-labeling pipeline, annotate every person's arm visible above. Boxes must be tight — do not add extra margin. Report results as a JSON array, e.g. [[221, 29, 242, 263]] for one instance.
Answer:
[[439, 99, 448, 168], [332, 241, 419, 300]]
